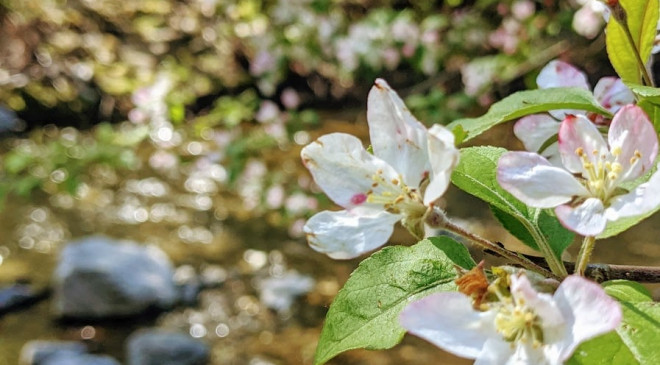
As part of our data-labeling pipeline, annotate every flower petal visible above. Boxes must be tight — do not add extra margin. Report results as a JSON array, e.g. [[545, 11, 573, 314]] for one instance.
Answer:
[[514, 114, 560, 154], [537, 60, 590, 90], [555, 198, 607, 236], [367, 79, 431, 187], [593, 77, 634, 114], [551, 276, 621, 361], [400, 292, 497, 359], [608, 104, 658, 181], [537, 60, 590, 120], [605, 165, 660, 220], [301, 133, 398, 209], [474, 339, 517, 365], [572, 3, 606, 39], [303, 209, 401, 259], [558, 115, 609, 176], [510, 274, 564, 326], [423, 124, 459, 205], [497, 152, 588, 208]]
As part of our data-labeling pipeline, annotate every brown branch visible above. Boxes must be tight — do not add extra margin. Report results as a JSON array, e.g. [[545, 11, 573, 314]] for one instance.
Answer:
[[516, 254, 660, 283]]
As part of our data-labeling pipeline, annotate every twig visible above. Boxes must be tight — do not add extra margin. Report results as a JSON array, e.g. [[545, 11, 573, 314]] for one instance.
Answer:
[[521, 255, 660, 283], [426, 207, 560, 280]]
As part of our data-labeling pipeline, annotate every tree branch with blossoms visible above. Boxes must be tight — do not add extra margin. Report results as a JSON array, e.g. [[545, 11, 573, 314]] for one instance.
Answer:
[[302, 1, 660, 364]]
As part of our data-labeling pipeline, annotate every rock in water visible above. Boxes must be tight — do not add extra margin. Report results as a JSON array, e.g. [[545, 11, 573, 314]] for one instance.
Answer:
[[52, 236, 177, 318], [20, 341, 87, 365], [126, 329, 210, 365], [20, 340, 120, 365]]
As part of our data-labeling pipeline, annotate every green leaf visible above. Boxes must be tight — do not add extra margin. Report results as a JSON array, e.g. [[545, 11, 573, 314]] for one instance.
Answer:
[[627, 83, 660, 104], [428, 235, 476, 270], [451, 124, 468, 146], [447, 88, 611, 142], [490, 205, 536, 249], [568, 331, 637, 365], [314, 237, 473, 365], [603, 280, 653, 302], [638, 100, 660, 133], [614, 301, 660, 364], [606, 0, 659, 84], [626, 83, 660, 132], [450, 147, 574, 263], [606, 281, 660, 364], [569, 281, 660, 364]]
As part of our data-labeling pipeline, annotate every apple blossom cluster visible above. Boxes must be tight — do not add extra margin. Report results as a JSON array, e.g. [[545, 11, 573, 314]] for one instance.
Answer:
[[497, 57, 660, 237], [400, 268, 621, 365], [301, 76, 649, 364], [499, 105, 660, 236], [514, 60, 634, 164], [300, 79, 459, 259]]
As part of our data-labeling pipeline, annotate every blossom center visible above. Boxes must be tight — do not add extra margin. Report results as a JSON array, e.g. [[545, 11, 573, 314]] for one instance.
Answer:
[[574, 146, 639, 202], [365, 169, 426, 216], [493, 296, 544, 347]]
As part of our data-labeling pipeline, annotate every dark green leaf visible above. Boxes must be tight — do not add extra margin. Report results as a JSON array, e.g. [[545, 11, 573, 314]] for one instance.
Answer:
[[314, 237, 473, 365]]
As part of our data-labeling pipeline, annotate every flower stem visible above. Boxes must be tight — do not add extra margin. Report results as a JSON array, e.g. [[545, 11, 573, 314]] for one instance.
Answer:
[[524, 209, 568, 277], [575, 236, 597, 276], [425, 207, 560, 280]]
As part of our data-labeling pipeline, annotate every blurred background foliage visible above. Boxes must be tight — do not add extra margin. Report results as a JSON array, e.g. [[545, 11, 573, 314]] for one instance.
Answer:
[[0, 0, 611, 230]]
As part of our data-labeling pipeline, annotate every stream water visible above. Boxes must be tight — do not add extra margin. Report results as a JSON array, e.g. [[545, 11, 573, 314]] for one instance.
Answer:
[[0, 118, 657, 365]]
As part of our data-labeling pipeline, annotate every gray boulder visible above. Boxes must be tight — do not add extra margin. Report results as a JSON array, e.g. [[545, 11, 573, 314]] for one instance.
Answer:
[[20, 341, 86, 365], [19, 341, 120, 365], [0, 106, 21, 133], [43, 354, 121, 365], [126, 329, 209, 365], [53, 236, 177, 318]]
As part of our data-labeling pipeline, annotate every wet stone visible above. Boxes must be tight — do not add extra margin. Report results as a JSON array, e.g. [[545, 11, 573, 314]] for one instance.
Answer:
[[19, 340, 119, 365], [52, 236, 177, 318], [0, 283, 49, 315], [126, 329, 210, 365], [40, 354, 121, 365]]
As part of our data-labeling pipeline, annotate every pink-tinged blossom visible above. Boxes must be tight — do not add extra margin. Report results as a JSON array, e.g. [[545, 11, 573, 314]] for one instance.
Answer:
[[400, 273, 621, 365], [572, 0, 610, 39], [301, 79, 459, 259], [499, 105, 660, 236], [281, 88, 301, 110], [512, 0, 535, 21], [515, 60, 634, 164]]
